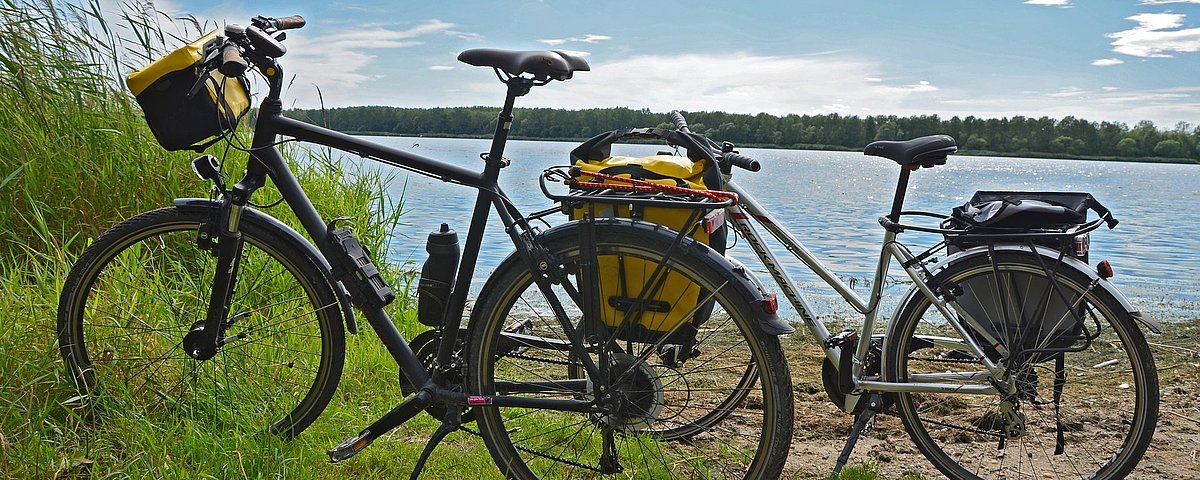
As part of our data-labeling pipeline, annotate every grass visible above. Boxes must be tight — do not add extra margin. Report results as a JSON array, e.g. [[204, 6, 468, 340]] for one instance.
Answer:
[[0, 1, 454, 477]]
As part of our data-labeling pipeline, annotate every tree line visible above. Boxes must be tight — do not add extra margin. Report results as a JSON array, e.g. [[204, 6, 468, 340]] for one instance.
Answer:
[[285, 106, 1200, 162]]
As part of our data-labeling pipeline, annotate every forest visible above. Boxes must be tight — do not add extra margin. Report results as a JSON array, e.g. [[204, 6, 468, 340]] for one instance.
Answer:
[[284, 106, 1200, 163]]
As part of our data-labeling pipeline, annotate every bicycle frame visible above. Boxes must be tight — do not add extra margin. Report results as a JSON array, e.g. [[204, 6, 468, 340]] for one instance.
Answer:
[[199, 58, 608, 445], [721, 177, 1005, 402]]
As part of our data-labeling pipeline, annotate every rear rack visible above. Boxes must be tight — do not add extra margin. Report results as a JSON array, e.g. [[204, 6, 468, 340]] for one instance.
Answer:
[[879, 210, 1106, 241], [539, 166, 737, 211]]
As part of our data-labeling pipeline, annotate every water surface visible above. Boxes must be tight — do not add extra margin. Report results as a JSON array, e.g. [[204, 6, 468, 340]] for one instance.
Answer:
[[347, 135, 1198, 323]]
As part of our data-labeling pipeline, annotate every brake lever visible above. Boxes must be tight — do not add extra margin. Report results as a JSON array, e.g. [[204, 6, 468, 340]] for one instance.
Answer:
[[186, 70, 212, 99], [251, 15, 275, 33]]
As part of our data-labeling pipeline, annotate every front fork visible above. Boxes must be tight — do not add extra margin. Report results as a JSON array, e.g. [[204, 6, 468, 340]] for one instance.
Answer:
[[182, 177, 264, 360]]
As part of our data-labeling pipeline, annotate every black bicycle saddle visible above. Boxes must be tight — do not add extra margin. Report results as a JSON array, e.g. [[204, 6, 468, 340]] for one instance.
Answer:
[[457, 49, 590, 81], [864, 135, 957, 169]]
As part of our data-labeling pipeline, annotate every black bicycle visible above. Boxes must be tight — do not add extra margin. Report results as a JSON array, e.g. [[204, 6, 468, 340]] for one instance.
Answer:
[[56, 15, 793, 479]]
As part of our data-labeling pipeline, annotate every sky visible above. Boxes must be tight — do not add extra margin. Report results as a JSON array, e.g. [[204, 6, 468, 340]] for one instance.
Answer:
[[137, 0, 1199, 128]]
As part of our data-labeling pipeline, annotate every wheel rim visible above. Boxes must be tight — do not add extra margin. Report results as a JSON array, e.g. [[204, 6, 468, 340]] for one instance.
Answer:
[[892, 260, 1154, 479], [63, 219, 337, 437], [473, 243, 781, 479]]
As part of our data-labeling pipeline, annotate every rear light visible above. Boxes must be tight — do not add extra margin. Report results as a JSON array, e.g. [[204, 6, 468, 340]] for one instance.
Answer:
[[703, 209, 726, 234], [1074, 233, 1090, 258], [1097, 260, 1114, 279], [762, 293, 779, 315]]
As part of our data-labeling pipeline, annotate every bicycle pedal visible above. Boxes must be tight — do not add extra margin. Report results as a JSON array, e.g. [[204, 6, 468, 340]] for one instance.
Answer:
[[328, 430, 374, 463]]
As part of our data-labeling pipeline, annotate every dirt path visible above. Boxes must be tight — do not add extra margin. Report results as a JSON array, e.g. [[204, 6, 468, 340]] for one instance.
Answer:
[[778, 321, 1200, 479]]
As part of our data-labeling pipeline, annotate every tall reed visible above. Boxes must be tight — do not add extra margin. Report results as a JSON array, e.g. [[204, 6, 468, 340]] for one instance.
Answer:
[[0, 1, 414, 477]]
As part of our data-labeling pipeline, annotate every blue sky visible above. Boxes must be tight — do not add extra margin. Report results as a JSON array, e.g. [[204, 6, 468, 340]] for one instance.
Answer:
[[146, 0, 1199, 127]]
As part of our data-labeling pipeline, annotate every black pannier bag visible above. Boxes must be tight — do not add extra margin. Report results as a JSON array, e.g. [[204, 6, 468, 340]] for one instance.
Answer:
[[950, 191, 1111, 230], [125, 31, 251, 151], [944, 191, 1115, 361], [945, 191, 1115, 262]]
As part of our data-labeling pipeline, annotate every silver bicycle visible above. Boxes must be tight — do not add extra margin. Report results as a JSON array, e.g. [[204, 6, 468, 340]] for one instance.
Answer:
[[565, 111, 1162, 480]]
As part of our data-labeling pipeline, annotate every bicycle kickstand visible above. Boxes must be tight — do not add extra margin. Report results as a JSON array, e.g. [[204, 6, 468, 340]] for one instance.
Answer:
[[407, 407, 464, 480], [831, 393, 884, 479]]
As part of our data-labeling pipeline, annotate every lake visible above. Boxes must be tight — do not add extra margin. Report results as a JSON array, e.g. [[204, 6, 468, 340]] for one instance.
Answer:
[[345, 135, 1199, 324]]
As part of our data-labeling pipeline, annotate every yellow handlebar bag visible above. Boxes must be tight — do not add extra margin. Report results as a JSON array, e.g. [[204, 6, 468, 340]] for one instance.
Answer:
[[126, 31, 250, 151]]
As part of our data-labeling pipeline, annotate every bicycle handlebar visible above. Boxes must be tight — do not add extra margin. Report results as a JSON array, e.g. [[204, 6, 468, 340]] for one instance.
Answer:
[[246, 25, 287, 58], [214, 15, 304, 73], [219, 43, 248, 76], [723, 152, 761, 172], [667, 111, 760, 173], [668, 111, 690, 132], [258, 15, 306, 31]]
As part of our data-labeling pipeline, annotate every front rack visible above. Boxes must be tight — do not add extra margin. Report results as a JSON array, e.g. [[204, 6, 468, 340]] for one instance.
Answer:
[[539, 166, 737, 211]]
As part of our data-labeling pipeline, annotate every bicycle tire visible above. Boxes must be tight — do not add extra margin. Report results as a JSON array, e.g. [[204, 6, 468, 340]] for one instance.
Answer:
[[883, 251, 1158, 479], [467, 220, 792, 479], [57, 206, 345, 438]]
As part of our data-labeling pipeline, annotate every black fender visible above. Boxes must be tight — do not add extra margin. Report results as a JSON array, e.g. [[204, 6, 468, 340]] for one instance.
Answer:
[[891, 244, 1161, 335], [472, 218, 793, 336], [172, 198, 358, 334]]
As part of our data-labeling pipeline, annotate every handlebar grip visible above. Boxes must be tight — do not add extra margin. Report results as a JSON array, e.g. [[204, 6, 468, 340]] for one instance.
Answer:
[[274, 15, 306, 30], [218, 44, 247, 77], [668, 111, 689, 132], [722, 152, 761, 172]]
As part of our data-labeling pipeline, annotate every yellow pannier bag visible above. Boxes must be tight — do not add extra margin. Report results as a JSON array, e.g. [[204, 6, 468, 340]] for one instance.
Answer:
[[126, 30, 250, 151], [570, 153, 726, 338]]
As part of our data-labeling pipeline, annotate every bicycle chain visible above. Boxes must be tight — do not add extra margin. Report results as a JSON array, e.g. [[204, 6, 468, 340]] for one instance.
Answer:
[[907, 355, 982, 365], [476, 352, 606, 472], [505, 351, 583, 368], [460, 417, 604, 472], [902, 356, 1011, 439]]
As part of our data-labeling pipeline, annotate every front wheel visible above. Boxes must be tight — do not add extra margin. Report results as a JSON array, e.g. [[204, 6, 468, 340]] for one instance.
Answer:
[[884, 251, 1158, 479], [468, 221, 792, 479], [57, 206, 345, 438]]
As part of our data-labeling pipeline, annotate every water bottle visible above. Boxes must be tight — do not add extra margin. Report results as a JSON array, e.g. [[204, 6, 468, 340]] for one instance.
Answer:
[[417, 223, 459, 327]]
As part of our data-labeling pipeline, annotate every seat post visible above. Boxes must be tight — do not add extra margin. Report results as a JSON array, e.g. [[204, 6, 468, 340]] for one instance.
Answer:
[[888, 167, 913, 223], [482, 78, 534, 178]]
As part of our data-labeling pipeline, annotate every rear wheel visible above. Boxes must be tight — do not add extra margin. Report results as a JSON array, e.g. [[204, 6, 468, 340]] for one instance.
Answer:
[[57, 207, 344, 438], [884, 252, 1157, 479], [468, 221, 792, 479]]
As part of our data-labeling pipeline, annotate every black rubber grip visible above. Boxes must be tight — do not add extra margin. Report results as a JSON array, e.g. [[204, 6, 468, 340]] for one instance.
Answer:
[[723, 152, 761, 172], [274, 15, 305, 30], [668, 111, 689, 132], [218, 44, 247, 77]]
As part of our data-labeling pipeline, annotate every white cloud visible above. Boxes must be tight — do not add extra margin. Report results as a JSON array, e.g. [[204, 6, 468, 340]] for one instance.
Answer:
[[1091, 58, 1125, 66], [578, 34, 612, 43], [501, 53, 939, 118], [316, 20, 453, 50], [555, 49, 592, 58], [902, 80, 938, 93], [445, 30, 484, 41], [429, 65, 456, 71], [507, 52, 1194, 126], [935, 86, 1199, 126], [1108, 13, 1200, 58], [1046, 87, 1088, 98], [283, 20, 458, 104], [1025, 0, 1072, 7], [538, 34, 612, 46]]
